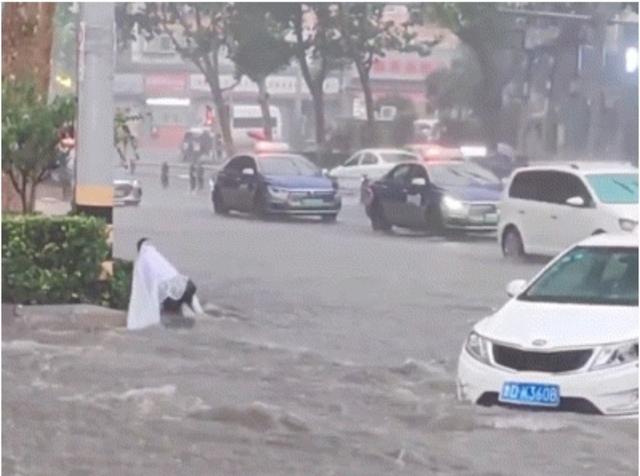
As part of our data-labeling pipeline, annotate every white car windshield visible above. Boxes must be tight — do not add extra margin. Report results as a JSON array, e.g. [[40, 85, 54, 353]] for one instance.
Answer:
[[520, 246, 638, 306], [427, 162, 500, 187], [380, 152, 418, 163], [258, 155, 319, 176], [586, 173, 638, 204]]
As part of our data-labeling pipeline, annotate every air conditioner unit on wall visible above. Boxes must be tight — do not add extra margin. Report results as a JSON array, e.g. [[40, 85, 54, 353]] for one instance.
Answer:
[[376, 105, 397, 121]]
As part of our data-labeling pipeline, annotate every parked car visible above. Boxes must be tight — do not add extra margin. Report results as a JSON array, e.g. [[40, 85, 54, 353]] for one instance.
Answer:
[[364, 160, 502, 234], [181, 127, 213, 162], [457, 232, 638, 415], [114, 179, 142, 206], [328, 149, 419, 189], [212, 147, 341, 221], [499, 163, 638, 259]]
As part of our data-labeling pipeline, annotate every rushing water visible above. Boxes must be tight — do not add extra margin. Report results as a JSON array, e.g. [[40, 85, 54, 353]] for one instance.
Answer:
[[3, 309, 637, 476]]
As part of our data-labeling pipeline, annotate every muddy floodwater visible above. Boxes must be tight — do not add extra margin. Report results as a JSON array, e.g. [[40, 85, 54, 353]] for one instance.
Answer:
[[3, 312, 637, 476]]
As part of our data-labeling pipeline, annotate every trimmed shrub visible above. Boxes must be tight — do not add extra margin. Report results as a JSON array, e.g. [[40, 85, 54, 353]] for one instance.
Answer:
[[2, 214, 109, 304], [105, 259, 133, 310]]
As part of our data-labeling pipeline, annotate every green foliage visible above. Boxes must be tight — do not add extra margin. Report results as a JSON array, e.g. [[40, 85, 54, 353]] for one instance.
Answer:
[[103, 259, 133, 310], [2, 79, 75, 212], [2, 215, 109, 304]]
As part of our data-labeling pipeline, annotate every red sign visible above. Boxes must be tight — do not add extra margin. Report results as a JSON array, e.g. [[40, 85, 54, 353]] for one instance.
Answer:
[[144, 74, 187, 95], [371, 54, 444, 80]]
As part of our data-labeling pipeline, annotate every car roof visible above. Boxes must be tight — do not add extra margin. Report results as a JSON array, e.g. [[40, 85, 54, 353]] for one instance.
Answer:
[[359, 148, 418, 154], [576, 232, 638, 248], [513, 162, 636, 175]]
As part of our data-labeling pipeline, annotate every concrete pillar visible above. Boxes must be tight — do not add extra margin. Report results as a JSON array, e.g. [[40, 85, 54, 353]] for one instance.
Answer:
[[74, 3, 115, 224]]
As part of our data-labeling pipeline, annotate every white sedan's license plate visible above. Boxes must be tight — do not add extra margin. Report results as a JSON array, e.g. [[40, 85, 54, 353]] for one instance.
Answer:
[[302, 198, 325, 207], [499, 382, 561, 407]]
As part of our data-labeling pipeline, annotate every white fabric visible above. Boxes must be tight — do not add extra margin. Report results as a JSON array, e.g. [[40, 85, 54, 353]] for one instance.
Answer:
[[127, 243, 189, 330]]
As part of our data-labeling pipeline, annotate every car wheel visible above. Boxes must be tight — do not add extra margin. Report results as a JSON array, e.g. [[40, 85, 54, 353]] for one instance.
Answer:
[[321, 214, 338, 223], [213, 189, 229, 215], [369, 201, 392, 232], [426, 205, 445, 236], [502, 227, 525, 259]]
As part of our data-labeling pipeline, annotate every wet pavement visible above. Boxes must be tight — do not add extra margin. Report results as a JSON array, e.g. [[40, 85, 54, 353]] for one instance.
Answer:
[[3, 168, 637, 475]]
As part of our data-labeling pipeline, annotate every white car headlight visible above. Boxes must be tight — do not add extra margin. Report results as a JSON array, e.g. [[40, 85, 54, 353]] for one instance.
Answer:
[[465, 331, 491, 364], [267, 186, 290, 200], [590, 340, 638, 371], [441, 195, 468, 216], [619, 219, 638, 232]]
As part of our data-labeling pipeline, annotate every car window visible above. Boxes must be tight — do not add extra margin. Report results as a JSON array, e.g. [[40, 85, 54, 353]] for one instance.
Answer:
[[560, 173, 593, 205], [387, 164, 412, 184], [360, 153, 379, 166], [257, 154, 319, 176], [586, 173, 639, 204], [520, 246, 638, 306], [509, 171, 553, 201], [379, 152, 418, 163], [225, 156, 253, 173], [343, 154, 360, 167], [408, 164, 429, 181]]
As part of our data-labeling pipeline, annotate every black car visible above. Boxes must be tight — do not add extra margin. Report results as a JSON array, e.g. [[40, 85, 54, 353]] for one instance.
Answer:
[[364, 160, 502, 234], [212, 152, 341, 221]]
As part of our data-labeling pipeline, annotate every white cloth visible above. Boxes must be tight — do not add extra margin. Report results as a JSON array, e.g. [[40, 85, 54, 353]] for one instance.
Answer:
[[127, 243, 189, 330]]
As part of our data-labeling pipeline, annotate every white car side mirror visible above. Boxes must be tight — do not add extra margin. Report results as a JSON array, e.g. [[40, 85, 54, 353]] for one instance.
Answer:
[[322, 168, 329, 176], [242, 168, 255, 176], [411, 177, 427, 187], [506, 279, 527, 297], [566, 196, 585, 207]]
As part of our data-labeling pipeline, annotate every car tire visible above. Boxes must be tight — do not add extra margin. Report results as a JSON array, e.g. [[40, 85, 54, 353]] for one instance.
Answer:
[[426, 205, 445, 236], [253, 192, 269, 219], [213, 189, 229, 215], [369, 201, 392, 232], [321, 214, 338, 223], [502, 227, 525, 259]]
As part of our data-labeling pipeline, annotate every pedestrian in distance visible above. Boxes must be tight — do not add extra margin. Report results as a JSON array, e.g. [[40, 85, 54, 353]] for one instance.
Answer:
[[189, 162, 197, 194], [161, 161, 169, 189], [197, 162, 205, 191], [127, 238, 205, 330]]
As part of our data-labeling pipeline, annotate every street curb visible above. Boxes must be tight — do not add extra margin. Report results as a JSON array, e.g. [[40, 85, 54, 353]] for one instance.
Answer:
[[3, 303, 126, 332]]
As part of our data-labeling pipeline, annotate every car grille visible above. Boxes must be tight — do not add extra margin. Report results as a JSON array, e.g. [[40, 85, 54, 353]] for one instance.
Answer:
[[492, 344, 593, 373], [289, 190, 334, 200], [468, 203, 497, 216]]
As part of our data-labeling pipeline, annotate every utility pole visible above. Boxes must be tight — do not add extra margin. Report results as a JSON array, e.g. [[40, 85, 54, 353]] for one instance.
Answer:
[[75, 3, 115, 271]]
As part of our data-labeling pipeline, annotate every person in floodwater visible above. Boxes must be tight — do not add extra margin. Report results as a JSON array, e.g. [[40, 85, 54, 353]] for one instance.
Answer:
[[189, 162, 197, 193], [197, 162, 205, 191], [161, 161, 169, 189], [127, 238, 205, 330]]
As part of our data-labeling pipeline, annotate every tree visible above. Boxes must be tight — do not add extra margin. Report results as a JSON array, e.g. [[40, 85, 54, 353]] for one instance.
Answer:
[[118, 3, 236, 154], [429, 4, 522, 149], [266, 4, 346, 150], [228, 5, 293, 140], [2, 81, 75, 213], [335, 4, 436, 143]]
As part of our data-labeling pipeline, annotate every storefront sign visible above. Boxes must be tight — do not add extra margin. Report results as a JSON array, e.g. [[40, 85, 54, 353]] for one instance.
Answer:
[[191, 74, 300, 96], [145, 74, 187, 95], [114, 74, 144, 95], [370, 54, 445, 80]]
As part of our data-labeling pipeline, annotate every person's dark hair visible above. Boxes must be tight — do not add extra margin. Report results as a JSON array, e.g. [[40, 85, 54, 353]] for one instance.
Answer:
[[137, 238, 149, 252]]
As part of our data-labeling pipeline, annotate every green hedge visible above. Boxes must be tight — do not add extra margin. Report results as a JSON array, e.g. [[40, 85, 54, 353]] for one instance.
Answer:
[[2, 214, 111, 304], [104, 259, 133, 310]]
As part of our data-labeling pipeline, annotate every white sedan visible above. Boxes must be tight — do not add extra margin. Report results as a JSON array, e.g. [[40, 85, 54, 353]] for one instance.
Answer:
[[329, 149, 419, 190], [457, 232, 638, 416]]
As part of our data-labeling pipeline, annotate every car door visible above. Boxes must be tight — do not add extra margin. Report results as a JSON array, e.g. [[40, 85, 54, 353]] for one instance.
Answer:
[[541, 172, 598, 253], [505, 170, 551, 255], [216, 156, 245, 209], [378, 164, 413, 226], [403, 164, 435, 228], [234, 156, 259, 212]]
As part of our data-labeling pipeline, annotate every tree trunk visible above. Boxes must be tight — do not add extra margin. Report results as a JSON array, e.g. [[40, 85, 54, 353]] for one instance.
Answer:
[[257, 78, 273, 141], [356, 63, 376, 146], [205, 53, 234, 156], [27, 182, 38, 214], [2, 3, 56, 96], [311, 84, 326, 150]]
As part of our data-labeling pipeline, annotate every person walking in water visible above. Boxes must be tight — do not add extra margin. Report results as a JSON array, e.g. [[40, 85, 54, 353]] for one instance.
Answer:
[[189, 162, 197, 194], [127, 238, 205, 330], [161, 162, 169, 189], [197, 162, 205, 191]]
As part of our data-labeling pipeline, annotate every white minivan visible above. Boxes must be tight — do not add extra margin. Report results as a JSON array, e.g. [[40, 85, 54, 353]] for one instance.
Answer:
[[498, 163, 638, 258]]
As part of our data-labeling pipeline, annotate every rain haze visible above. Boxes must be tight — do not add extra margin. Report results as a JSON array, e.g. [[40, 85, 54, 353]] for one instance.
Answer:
[[1, 2, 638, 475]]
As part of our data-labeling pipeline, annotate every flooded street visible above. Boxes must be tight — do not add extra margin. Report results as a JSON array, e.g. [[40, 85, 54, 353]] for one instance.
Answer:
[[3, 171, 637, 475]]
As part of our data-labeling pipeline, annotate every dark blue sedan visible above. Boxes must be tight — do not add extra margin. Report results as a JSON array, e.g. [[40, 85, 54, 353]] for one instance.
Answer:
[[212, 152, 341, 221], [364, 160, 502, 234]]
